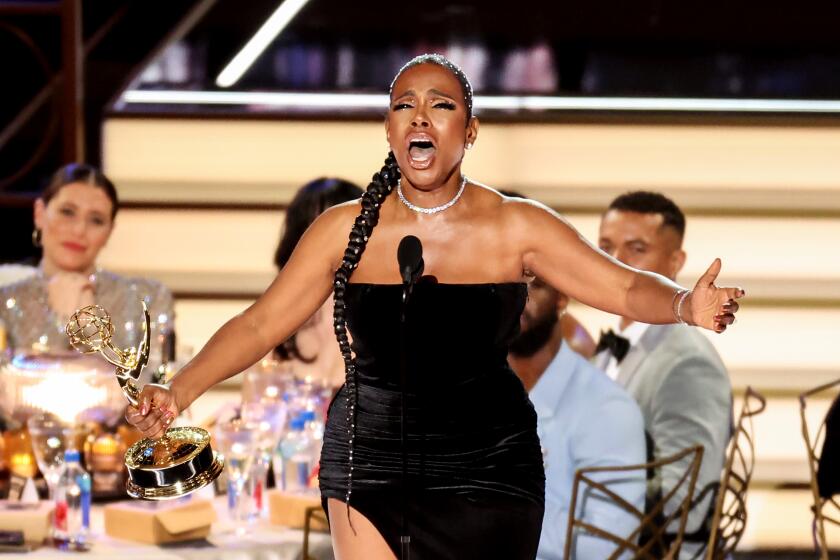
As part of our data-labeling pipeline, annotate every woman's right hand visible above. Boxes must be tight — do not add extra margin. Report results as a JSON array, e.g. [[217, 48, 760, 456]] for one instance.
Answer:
[[124, 384, 180, 439]]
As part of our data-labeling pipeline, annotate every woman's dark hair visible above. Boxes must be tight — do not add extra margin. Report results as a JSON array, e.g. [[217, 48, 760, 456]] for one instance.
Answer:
[[42, 163, 119, 220], [274, 178, 364, 270], [390, 53, 474, 121], [274, 177, 363, 362]]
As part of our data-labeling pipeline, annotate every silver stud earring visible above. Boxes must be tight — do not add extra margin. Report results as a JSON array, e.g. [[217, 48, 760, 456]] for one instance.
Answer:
[[465, 142, 473, 150]]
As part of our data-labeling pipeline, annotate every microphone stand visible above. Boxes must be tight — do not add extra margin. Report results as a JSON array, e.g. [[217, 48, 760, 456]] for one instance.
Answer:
[[399, 268, 413, 560]]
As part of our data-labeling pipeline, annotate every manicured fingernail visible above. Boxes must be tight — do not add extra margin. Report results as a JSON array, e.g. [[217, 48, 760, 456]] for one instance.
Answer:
[[140, 404, 148, 415]]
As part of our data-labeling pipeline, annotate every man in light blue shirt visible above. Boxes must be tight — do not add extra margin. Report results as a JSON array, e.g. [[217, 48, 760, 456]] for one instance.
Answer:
[[509, 277, 647, 559]]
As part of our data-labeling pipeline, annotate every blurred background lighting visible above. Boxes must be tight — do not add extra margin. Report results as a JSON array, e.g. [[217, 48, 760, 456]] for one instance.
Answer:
[[121, 89, 840, 114]]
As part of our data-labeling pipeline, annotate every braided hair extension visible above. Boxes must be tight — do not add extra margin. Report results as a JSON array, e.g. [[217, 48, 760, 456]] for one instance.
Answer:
[[390, 53, 474, 122], [332, 152, 401, 525]]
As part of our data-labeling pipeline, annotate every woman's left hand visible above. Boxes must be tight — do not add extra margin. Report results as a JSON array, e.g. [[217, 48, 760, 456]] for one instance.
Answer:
[[688, 258, 745, 333]]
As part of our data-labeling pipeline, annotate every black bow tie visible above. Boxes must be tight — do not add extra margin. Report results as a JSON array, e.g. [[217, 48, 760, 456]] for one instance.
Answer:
[[596, 330, 631, 364]]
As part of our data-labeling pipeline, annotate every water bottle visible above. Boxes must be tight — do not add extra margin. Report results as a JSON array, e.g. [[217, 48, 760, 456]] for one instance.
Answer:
[[278, 417, 314, 493], [53, 450, 91, 548], [300, 409, 324, 442]]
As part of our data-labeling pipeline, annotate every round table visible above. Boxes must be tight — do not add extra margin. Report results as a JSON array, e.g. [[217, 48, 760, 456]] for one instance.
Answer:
[[6, 497, 334, 560]]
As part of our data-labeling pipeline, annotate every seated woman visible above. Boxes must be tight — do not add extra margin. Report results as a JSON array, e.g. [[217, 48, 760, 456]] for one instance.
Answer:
[[0, 164, 173, 377], [273, 177, 363, 387]]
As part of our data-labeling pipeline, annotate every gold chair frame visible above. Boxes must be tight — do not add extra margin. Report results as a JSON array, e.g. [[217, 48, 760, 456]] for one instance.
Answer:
[[302, 504, 329, 560], [699, 386, 766, 559], [564, 445, 704, 560], [800, 378, 840, 560]]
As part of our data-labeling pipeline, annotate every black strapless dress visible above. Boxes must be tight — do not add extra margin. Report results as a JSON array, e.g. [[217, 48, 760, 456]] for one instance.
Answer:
[[319, 283, 545, 559]]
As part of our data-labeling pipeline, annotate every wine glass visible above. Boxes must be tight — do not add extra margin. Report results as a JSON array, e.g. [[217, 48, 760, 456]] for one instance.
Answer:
[[241, 401, 287, 515], [241, 360, 294, 405], [215, 419, 264, 535], [26, 414, 75, 500]]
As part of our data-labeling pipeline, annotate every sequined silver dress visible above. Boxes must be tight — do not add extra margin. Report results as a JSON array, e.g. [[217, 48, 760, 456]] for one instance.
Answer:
[[0, 268, 174, 379]]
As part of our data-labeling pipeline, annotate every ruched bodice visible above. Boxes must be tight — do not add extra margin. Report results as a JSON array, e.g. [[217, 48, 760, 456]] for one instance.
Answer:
[[319, 282, 545, 559], [345, 282, 526, 390]]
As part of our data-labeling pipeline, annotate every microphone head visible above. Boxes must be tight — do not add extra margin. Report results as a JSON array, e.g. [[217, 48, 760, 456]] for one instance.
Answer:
[[397, 235, 424, 284]]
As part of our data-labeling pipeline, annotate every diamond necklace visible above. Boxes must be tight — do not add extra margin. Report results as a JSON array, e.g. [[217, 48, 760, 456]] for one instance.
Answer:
[[397, 176, 467, 215]]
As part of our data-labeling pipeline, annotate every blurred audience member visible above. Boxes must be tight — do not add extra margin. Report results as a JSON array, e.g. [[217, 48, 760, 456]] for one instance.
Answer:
[[509, 276, 646, 559], [0, 164, 173, 375], [273, 177, 363, 387], [500, 189, 596, 357], [596, 191, 732, 557]]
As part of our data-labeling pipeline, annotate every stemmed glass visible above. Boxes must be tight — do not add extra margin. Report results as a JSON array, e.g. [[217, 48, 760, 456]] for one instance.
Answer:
[[241, 363, 292, 502], [215, 419, 264, 535], [241, 361, 294, 405], [26, 414, 75, 500], [241, 401, 287, 515]]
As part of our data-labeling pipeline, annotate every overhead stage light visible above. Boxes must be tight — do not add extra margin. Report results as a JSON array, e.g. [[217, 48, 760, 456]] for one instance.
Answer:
[[216, 0, 311, 88], [121, 89, 840, 114]]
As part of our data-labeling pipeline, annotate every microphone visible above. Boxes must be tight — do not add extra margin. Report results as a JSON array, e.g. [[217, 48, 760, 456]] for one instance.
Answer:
[[397, 235, 423, 559], [397, 235, 424, 286]]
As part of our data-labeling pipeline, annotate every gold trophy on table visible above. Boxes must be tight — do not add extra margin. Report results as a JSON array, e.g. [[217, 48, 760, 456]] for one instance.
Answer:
[[65, 303, 224, 500]]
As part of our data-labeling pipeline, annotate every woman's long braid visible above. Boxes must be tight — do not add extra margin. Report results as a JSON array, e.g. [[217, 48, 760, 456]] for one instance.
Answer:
[[332, 152, 400, 526]]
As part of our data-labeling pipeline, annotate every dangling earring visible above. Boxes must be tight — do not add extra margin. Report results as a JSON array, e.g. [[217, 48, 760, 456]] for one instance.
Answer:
[[32, 228, 42, 248]]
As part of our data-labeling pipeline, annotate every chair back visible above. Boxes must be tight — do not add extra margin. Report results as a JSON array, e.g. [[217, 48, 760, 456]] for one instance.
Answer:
[[800, 378, 840, 560], [302, 504, 328, 560], [564, 445, 704, 560], [702, 386, 766, 559]]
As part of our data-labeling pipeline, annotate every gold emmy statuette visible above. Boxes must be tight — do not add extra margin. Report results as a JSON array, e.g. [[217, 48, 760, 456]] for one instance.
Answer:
[[66, 303, 223, 500]]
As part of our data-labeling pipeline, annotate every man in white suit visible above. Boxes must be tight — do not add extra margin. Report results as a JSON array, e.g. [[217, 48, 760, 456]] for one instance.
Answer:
[[595, 191, 732, 558]]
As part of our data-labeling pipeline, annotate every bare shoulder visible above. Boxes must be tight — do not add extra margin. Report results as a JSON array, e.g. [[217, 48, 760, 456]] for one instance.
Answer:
[[309, 198, 361, 236], [288, 199, 362, 270], [469, 184, 568, 229], [470, 186, 585, 261]]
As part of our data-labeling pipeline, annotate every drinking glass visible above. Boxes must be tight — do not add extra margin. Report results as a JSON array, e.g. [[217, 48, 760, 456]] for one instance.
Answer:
[[4, 428, 37, 499], [26, 414, 75, 500], [215, 419, 263, 534], [241, 360, 294, 406], [241, 401, 287, 515]]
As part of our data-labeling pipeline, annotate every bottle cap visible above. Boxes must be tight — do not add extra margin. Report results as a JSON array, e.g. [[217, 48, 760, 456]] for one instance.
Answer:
[[64, 449, 81, 463]]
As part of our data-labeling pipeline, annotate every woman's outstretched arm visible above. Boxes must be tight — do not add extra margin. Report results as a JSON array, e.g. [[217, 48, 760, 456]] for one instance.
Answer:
[[508, 199, 743, 331], [127, 202, 358, 437]]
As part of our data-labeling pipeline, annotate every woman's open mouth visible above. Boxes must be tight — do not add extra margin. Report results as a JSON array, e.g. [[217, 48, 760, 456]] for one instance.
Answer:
[[406, 135, 436, 169]]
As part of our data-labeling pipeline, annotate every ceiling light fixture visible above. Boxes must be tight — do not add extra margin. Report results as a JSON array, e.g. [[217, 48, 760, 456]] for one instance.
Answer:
[[216, 0, 311, 88]]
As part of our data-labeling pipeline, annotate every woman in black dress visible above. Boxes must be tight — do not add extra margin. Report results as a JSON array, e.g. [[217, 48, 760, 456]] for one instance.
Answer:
[[126, 54, 743, 560]]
